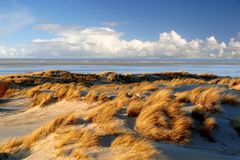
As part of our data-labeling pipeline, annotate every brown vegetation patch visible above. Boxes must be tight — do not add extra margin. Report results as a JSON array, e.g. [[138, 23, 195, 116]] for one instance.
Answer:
[[0, 81, 8, 98]]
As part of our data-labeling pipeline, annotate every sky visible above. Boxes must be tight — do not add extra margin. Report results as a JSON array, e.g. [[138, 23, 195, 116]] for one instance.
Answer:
[[0, 0, 240, 58]]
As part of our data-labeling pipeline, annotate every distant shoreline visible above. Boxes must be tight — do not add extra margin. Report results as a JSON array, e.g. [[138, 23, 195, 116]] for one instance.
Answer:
[[1, 58, 240, 77], [1, 60, 240, 66]]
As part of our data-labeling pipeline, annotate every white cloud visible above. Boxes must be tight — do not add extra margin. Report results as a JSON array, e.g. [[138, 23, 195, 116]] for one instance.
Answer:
[[0, 45, 16, 57], [1, 23, 240, 58], [0, 4, 35, 36]]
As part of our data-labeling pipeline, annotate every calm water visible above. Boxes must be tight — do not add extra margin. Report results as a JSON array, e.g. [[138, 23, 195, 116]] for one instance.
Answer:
[[0, 58, 240, 77]]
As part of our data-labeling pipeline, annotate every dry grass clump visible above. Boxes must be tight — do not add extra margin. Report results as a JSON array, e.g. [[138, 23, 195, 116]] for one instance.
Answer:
[[229, 79, 240, 90], [84, 89, 111, 104], [70, 130, 99, 159], [57, 83, 83, 101], [127, 99, 145, 117], [111, 90, 132, 109], [208, 78, 231, 85], [196, 88, 223, 112], [111, 133, 159, 160], [85, 100, 129, 135], [191, 106, 217, 140], [127, 89, 173, 117], [176, 87, 239, 108], [0, 114, 77, 154], [25, 86, 42, 97], [176, 87, 223, 113], [55, 128, 99, 158], [169, 78, 206, 86], [130, 81, 158, 94], [85, 90, 99, 104], [29, 91, 57, 108], [47, 82, 86, 101], [200, 117, 217, 139], [221, 93, 239, 106], [86, 101, 118, 124], [52, 83, 74, 100], [25, 82, 87, 108], [89, 83, 120, 95], [146, 88, 173, 104], [135, 100, 193, 144], [152, 78, 206, 87], [138, 82, 158, 92]]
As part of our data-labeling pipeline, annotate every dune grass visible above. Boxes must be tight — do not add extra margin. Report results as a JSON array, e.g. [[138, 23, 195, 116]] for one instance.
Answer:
[[111, 133, 159, 160], [1, 70, 240, 159], [135, 99, 193, 144]]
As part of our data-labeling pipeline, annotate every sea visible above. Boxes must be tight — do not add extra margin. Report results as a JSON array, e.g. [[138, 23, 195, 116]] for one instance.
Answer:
[[0, 58, 240, 77]]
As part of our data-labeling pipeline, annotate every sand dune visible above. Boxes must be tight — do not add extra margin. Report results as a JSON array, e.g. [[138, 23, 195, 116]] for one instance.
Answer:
[[0, 70, 240, 160]]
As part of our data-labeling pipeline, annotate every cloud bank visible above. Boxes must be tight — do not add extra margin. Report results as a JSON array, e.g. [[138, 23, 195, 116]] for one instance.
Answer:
[[1, 23, 240, 58]]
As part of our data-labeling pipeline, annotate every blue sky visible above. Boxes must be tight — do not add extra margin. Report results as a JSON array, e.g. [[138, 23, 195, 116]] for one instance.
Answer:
[[0, 0, 240, 58]]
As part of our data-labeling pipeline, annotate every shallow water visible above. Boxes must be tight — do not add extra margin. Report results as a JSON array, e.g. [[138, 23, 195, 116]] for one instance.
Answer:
[[0, 58, 240, 77]]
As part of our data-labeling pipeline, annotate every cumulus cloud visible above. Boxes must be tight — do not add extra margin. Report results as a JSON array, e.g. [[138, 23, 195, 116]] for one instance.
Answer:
[[0, 4, 35, 36], [1, 23, 240, 58]]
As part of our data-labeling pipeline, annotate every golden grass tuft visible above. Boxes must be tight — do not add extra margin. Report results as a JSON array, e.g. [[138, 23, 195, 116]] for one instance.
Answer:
[[221, 93, 239, 106], [200, 117, 217, 139], [176, 87, 223, 113], [111, 90, 132, 109], [86, 101, 118, 123], [127, 99, 145, 117], [85, 90, 99, 104], [71, 130, 99, 159], [24, 82, 87, 108], [169, 78, 206, 86], [29, 91, 56, 108], [26, 86, 42, 97], [208, 78, 231, 85], [191, 106, 217, 139], [153, 78, 206, 87], [55, 128, 99, 158], [126, 89, 173, 117], [229, 79, 240, 90], [111, 133, 159, 160], [135, 100, 193, 144]]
